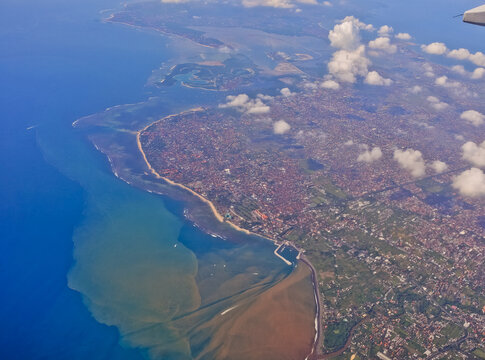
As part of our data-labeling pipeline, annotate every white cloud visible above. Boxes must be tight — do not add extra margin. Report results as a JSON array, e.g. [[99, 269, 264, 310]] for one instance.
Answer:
[[326, 17, 391, 85], [378, 25, 393, 37], [273, 120, 291, 134], [339, 16, 375, 32], [368, 37, 397, 54], [321, 80, 340, 90], [357, 146, 382, 163], [161, 0, 189, 2], [323, 1, 332, 6], [430, 160, 448, 174], [427, 96, 448, 111], [460, 110, 485, 127], [344, 140, 354, 146], [451, 65, 467, 76], [452, 168, 485, 197], [434, 75, 461, 89], [462, 141, 485, 168], [447, 48, 485, 67], [410, 85, 422, 94], [365, 71, 392, 86], [394, 148, 426, 178], [395, 32, 411, 40], [280, 87, 294, 97], [451, 65, 485, 80], [246, 101, 271, 114], [297, 0, 317, 3], [242, 0, 294, 8], [419, 44, 485, 67], [257, 93, 274, 101], [448, 48, 470, 60], [219, 94, 271, 114], [328, 45, 371, 83], [472, 68, 485, 79], [303, 81, 318, 90], [219, 46, 232, 54], [421, 42, 448, 55], [423, 63, 435, 78], [469, 52, 485, 67], [329, 20, 361, 50]]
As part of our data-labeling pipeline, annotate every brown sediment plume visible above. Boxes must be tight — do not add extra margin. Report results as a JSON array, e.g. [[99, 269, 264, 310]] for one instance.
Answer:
[[136, 111, 320, 359], [193, 264, 316, 360]]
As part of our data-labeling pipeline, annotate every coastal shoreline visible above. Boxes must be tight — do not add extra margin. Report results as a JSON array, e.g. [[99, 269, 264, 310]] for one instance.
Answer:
[[104, 15, 220, 50], [136, 109, 279, 244], [135, 109, 323, 359]]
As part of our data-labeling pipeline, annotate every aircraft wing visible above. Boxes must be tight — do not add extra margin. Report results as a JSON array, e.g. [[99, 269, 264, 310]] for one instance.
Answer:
[[463, 4, 485, 26]]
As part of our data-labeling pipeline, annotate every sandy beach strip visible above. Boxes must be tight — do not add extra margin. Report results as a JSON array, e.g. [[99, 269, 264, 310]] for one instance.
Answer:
[[136, 110, 280, 244]]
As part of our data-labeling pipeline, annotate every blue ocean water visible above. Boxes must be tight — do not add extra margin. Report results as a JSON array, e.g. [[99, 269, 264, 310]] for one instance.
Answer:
[[0, 0, 173, 358], [0, 1, 291, 358]]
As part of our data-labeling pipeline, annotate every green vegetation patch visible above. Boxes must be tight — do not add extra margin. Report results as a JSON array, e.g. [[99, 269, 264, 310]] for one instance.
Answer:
[[473, 348, 485, 359], [323, 320, 356, 352]]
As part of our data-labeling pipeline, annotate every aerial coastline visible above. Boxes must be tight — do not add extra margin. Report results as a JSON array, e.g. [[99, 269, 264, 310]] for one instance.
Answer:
[[135, 108, 322, 358], [68, 2, 485, 358], [136, 108, 302, 249]]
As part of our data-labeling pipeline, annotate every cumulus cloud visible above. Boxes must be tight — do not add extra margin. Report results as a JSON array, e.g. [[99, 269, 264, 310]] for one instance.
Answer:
[[339, 16, 375, 32], [368, 37, 397, 54], [434, 75, 461, 89], [472, 68, 485, 79], [219, 94, 271, 114], [446, 48, 485, 67], [394, 148, 426, 178], [451, 65, 467, 76], [421, 42, 448, 55], [427, 96, 449, 111], [365, 71, 392, 86], [378, 25, 393, 37], [460, 110, 485, 127], [469, 52, 485, 67], [303, 81, 318, 90], [410, 85, 422, 94], [462, 141, 485, 168], [328, 45, 371, 83], [329, 20, 361, 50], [219, 46, 232, 54], [280, 87, 294, 97], [452, 168, 485, 197], [448, 48, 470, 60], [395, 32, 411, 40], [273, 120, 291, 134], [423, 63, 435, 77], [242, 0, 294, 8], [321, 80, 340, 90], [419, 44, 485, 67], [242, 0, 318, 7], [323, 1, 332, 6], [357, 146, 382, 163], [327, 17, 392, 84], [430, 160, 448, 174]]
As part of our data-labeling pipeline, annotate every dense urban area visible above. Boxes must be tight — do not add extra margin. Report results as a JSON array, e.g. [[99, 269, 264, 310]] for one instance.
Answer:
[[112, 2, 485, 358]]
